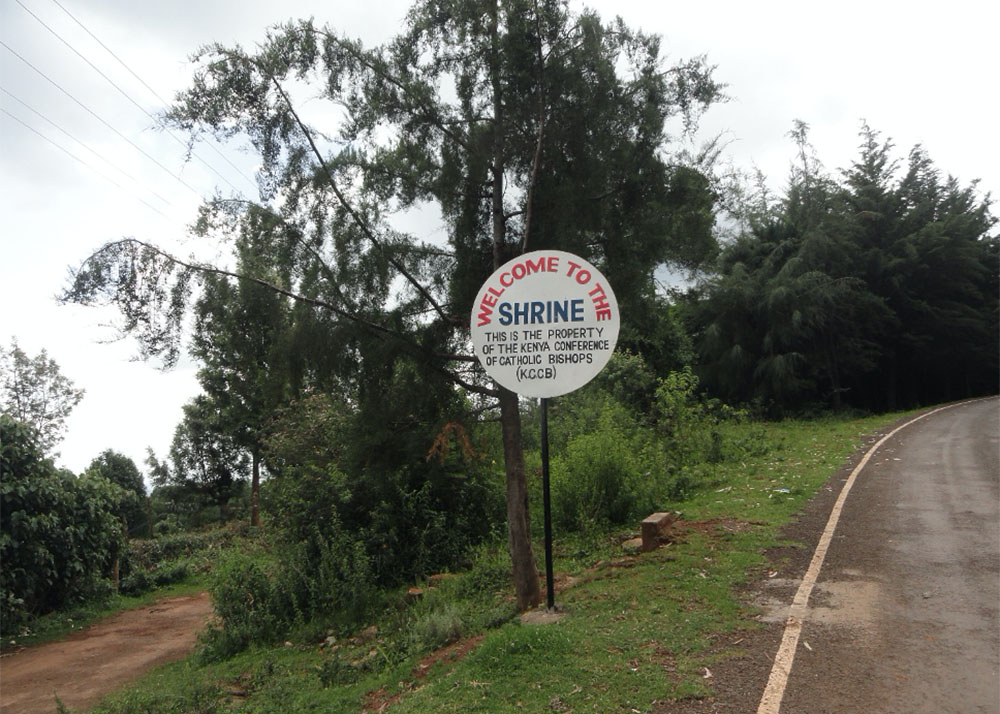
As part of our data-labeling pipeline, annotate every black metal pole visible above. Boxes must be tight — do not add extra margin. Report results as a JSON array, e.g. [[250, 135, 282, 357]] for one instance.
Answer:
[[541, 397, 555, 610]]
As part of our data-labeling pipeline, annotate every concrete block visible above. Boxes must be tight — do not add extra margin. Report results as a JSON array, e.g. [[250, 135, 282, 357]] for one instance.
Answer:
[[641, 512, 674, 552]]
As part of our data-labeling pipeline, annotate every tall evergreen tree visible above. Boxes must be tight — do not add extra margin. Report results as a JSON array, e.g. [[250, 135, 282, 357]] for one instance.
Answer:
[[690, 123, 996, 411], [62, 0, 723, 608], [165, 395, 250, 522], [189, 208, 298, 526]]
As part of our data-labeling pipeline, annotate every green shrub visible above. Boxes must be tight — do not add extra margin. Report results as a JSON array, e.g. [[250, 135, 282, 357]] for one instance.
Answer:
[[200, 554, 281, 660], [408, 602, 465, 650], [315, 653, 363, 687], [119, 570, 152, 597], [264, 454, 503, 589], [458, 542, 514, 598], [552, 427, 638, 531], [125, 529, 234, 573], [152, 563, 189, 587], [273, 526, 375, 632], [1, 416, 126, 629], [200, 521, 375, 660], [543, 359, 751, 531]]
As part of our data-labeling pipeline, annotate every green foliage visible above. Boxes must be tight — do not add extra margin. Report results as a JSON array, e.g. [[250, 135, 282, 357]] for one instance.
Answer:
[[0, 339, 84, 455], [164, 395, 249, 521], [1, 415, 126, 630], [61, 0, 728, 612], [146, 480, 250, 533], [548, 356, 749, 531], [83, 411, 908, 714], [86, 450, 147, 537], [200, 523, 375, 661], [262, 381, 504, 588], [126, 526, 246, 571], [690, 123, 997, 412], [89, 677, 226, 714], [407, 602, 466, 651], [551, 403, 645, 530], [115, 527, 244, 598], [87, 449, 145, 496]]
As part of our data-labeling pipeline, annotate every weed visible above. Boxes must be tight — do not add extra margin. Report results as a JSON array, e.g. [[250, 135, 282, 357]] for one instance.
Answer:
[[408, 602, 465, 650]]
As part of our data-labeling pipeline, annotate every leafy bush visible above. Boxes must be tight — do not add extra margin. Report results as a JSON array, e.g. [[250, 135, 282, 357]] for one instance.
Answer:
[[456, 542, 515, 598], [353, 460, 503, 582], [408, 602, 465, 650], [200, 555, 282, 659], [152, 563, 190, 587], [147, 481, 251, 534], [125, 527, 241, 573], [114, 524, 250, 598], [119, 563, 190, 597], [545, 358, 751, 531], [551, 404, 645, 531], [119, 570, 152, 597], [263, 452, 503, 589], [200, 522, 375, 661], [1, 416, 127, 630]]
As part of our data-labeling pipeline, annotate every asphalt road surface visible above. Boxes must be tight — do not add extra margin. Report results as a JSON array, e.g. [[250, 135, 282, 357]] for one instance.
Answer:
[[668, 397, 1000, 714], [765, 398, 1000, 713]]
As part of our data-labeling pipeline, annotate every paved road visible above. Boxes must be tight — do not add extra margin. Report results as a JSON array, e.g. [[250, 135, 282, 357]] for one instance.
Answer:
[[768, 398, 1000, 713]]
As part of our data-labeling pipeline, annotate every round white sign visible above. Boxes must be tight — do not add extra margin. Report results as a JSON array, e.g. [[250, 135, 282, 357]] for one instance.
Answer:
[[470, 250, 620, 398]]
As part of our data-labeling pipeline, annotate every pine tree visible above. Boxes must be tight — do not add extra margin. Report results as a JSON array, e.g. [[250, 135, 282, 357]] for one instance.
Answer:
[[62, 0, 724, 608]]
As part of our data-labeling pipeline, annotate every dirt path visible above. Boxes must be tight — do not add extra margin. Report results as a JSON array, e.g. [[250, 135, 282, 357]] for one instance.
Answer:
[[0, 592, 214, 714]]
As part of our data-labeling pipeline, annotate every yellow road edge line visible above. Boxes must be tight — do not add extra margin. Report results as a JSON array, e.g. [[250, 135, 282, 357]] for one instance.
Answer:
[[755, 399, 984, 714]]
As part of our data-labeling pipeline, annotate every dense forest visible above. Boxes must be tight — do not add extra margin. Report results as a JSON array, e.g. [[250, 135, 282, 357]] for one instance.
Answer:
[[688, 122, 997, 414], [2, 0, 995, 642]]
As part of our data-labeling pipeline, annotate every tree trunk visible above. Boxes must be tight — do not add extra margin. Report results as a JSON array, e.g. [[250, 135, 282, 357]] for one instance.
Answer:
[[251, 448, 261, 527], [488, 0, 541, 611], [499, 387, 543, 610]]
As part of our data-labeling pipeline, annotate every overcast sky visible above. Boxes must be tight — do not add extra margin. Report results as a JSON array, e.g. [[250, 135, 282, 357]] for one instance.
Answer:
[[1, 0, 996, 480]]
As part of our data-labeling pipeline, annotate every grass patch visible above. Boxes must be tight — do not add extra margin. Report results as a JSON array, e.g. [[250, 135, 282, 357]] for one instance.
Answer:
[[84, 410, 911, 713]]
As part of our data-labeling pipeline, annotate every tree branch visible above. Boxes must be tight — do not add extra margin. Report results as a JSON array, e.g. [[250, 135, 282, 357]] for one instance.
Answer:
[[67, 238, 495, 396], [262, 71, 459, 326], [312, 29, 476, 155]]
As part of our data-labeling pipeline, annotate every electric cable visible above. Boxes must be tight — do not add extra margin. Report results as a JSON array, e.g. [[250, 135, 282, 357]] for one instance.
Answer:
[[0, 38, 202, 197], [1, 106, 173, 221], [15, 0, 251, 196], [2, 85, 174, 207], [49, 0, 257, 192]]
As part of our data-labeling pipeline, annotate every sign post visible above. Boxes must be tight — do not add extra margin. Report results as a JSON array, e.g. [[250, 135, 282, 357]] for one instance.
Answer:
[[471, 250, 620, 608]]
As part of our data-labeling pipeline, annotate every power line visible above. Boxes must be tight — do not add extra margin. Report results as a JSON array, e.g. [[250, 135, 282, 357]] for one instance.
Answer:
[[50, 0, 165, 104], [2, 85, 174, 207], [47, 0, 259, 193], [0, 38, 203, 197], [1, 106, 173, 221], [15, 0, 253, 197]]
